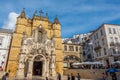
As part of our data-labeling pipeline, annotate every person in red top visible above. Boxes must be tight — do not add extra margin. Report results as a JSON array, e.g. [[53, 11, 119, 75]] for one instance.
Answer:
[[0, 66, 3, 71]]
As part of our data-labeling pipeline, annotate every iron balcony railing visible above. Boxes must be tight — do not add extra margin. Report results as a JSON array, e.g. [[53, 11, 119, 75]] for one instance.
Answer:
[[94, 45, 101, 51], [110, 42, 120, 46]]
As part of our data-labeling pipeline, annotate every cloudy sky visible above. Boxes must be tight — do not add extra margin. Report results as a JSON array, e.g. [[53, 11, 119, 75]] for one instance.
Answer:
[[0, 0, 120, 38]]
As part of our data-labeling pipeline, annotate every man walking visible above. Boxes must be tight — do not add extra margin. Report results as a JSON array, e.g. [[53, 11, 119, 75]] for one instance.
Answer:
[[71, 73, 75, 80], [77, 73, 81, 80], [57, 72, 61, 80], [2, 73, 9, 80]]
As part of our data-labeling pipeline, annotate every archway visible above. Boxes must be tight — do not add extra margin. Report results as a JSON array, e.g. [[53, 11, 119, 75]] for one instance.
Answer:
[[64, 55, 80, 68], [32, 55, 45, 76], [33, 61, 43, 76]]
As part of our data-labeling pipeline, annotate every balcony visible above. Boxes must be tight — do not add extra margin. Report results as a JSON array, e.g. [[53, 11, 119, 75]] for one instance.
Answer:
[[94, 45, 101, 51], [116, 42, 120, 46], [110, 42, 120, 46], [110, 42, 115, 46]]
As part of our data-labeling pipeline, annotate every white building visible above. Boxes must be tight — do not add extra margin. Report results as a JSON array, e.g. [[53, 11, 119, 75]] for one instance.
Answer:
[[82, 38, 94, 62], [73, 33, 91, 43], [73, 33, 94, 62], [0, 29, 13, 71], [90, 24, 120, 67]]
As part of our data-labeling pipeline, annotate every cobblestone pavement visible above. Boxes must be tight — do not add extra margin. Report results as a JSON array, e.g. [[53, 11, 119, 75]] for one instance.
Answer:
[[6, 77, 93, 80]]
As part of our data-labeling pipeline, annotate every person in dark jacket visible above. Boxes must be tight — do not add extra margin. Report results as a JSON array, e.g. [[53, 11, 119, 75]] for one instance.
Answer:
[[71, 73, 75, 80], [67, 74, 70, 80], [106, 65, 120, 80], [57, 72, 61, 80], [2, 73, 9, 80], [46, 76, 48, 80], [77, 73, 81, 80]]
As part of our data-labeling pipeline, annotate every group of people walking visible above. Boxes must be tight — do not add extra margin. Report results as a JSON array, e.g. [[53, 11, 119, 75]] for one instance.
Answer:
[[67, 73, 81, 80], [102, 65, 120, 80], [57, 72, 81, 80]]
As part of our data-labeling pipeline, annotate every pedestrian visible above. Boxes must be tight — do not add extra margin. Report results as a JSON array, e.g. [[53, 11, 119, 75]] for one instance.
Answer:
[[102, 72, 107, 80], [77, 73, 81, 80], [46, 76, 48, 80], [110, 72, 117, 80], [2, 72, 9, 80], [71, 73, 75, 80], [57, 72, 61, 80], [67, 74, 70, 80], [106, 65, 120, 80]]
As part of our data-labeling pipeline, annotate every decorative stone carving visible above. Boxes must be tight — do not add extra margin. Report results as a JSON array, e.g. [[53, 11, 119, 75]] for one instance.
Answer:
[[34, 55, 44, 61], [17, 26, 56, 78]]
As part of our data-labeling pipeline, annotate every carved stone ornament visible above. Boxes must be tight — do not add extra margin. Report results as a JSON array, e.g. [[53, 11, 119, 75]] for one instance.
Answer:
[[34, 55, 44, 61]]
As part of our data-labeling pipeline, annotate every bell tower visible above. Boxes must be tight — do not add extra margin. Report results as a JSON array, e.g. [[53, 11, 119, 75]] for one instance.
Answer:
[[52, 16, 63, 74], [7, 9, 29, 76]]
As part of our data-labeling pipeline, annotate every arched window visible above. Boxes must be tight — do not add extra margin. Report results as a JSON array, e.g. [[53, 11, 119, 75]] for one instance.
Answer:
[[38, 31, 42, 43], [64, 45, 67, 51]]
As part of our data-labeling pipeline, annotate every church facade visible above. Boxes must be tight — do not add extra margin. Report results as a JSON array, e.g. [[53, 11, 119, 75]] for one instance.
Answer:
[[6, 9, 63, 78]]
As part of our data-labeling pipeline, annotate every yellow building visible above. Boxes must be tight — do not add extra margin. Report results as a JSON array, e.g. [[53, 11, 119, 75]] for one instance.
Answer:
[[62, 39, 82, 68], [6, 9, 63, 77]]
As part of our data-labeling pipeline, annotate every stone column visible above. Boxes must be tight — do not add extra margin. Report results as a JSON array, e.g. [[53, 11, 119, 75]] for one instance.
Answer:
[[42, 60, 46, 77], [50, 54, 56, 76], [16, 53, 25, 78], [27, 60, 33, 78], [46, 58, 49, 77]]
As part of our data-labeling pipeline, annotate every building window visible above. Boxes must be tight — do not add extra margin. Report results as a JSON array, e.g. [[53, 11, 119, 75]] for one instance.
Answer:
[[97, 41, 100, 47], [69, 46, 74, 51], [76, 46, 78, 51], [97, 53, 99, 57], [118, 50, 120, 54], [113, 48, 116, 54], [0, 38, 3, 46], [96, 33, 98, 39], [99, 51, 101, 56], [94, 35, 96, 40], [108, 28, 112, 34], [102, 38, 105, 45], [104, 48, 107, 55], [64, 45, 67, 51], [38, 31, 42, 43], [110, 37, 114, 42], [100, 29, 103, 36], [94, 42, 96, 47], [115, 37, 118, 43], [113, 28, 116, 34]]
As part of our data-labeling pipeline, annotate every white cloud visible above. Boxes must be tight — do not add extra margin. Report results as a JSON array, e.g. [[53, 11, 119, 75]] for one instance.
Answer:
[[2, 12, 19, 30]]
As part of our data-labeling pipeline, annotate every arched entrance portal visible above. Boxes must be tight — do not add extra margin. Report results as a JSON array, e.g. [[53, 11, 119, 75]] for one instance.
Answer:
[[33, 61, 43, 76], [32, 55, 45, 76]]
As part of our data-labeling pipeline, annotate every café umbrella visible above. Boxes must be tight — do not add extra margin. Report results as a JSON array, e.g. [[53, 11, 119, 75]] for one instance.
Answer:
[[106, 68, 120, 73]]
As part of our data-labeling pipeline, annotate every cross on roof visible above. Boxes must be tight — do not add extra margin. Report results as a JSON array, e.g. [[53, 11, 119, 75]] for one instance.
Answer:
[[39, 10, 43, 16], [23, 8, 25, 11]]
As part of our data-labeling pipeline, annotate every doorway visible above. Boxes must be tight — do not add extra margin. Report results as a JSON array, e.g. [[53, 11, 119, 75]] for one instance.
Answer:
[[33, 61, 43, 76]]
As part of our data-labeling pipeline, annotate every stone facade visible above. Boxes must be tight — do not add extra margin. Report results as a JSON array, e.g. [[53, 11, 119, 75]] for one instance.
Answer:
[[6, 9, 63, 77], [16, 27, 56, 78], [62, 38, 82, 68]]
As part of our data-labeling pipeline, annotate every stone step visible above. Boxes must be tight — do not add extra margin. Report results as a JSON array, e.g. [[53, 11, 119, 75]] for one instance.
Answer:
[[6, 76, 93, 80]]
